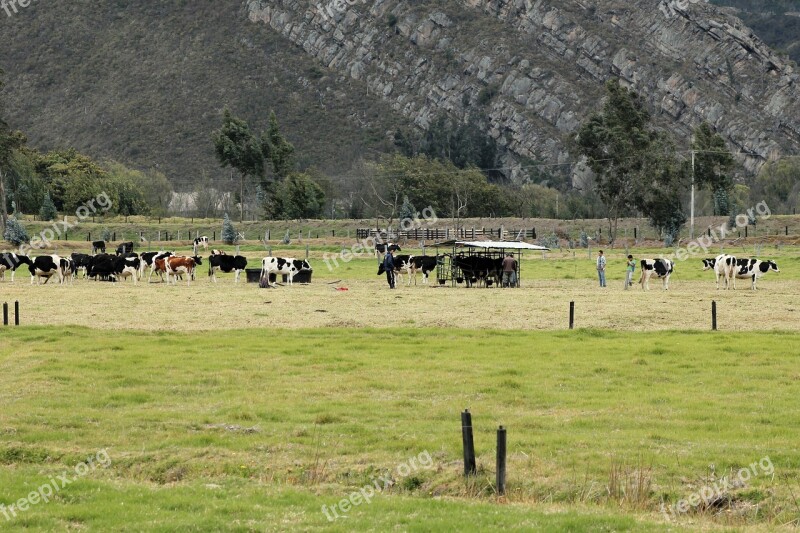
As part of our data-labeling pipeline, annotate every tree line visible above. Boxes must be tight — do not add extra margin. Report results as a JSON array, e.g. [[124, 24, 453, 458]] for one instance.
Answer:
[[2, 69, 797, 240]]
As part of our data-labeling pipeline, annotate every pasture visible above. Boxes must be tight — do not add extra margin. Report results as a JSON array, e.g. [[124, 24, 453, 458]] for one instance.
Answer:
[[1, 238, 799, 531]]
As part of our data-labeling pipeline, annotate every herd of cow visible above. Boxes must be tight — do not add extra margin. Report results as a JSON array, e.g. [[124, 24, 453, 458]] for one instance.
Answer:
[[0, 237, 781, 291], [611, 255, 778, 290], [374, 244, 780, 291], [0, 237, 313, 287]]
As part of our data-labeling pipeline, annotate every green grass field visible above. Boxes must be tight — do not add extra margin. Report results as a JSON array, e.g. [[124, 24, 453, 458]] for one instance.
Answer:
[[1, 225, 800, 530], [1, 327, 800, 530]]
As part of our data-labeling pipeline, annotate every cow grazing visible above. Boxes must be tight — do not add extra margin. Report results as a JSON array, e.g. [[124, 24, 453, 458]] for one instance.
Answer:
[[29, 255, 66, 285], [208, 254, 248, 283], [91, 240, 106, 254], [0, 253, 32, 282], [406, 255, 441, 285], [142, 251, 174, 281], [87, 254, 138, 282], [71, 253, 93, 278], [734, 259, 779, 290], [116, 241, 134, 255], [377, 254, 411, 285], [639, 258, 674, 290], [210, 249, 226, 256], [62, 257, 77, 284], [261, 257, 311, 287], [702, 254, 738, 290], [194, 236, 209, 253], [166, 256, 202, 286], [375, 242, 401, 258]]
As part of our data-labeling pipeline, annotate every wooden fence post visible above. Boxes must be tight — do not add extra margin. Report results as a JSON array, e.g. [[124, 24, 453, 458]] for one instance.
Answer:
[[496, 426, 507, 496], [461, 409, 476, 476]]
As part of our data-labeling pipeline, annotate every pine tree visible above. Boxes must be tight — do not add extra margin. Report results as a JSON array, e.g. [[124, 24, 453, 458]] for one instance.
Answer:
[[3, 216, 29, 245], [221, 213, 237, 244], [39, 191, 57, 221], [399, 195, 416, 221]]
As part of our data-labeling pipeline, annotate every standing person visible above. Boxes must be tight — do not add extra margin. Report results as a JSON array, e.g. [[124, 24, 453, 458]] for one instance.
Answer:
[[624, 254, 635, 290], [501, 253, 517, 288], [596, 250, 606, 287], [383, 249, 396, 289]]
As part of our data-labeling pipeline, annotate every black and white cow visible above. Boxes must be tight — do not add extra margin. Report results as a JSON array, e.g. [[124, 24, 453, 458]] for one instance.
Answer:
[[29, 255, 67, 285], [194, 236, 209, 254], [452, 254, 503, 287], [71, 253, 93, 278], [62, 257, 77, 284], [639, 258, 674, 290], [208, 254, 248, 283], [91, 240, 106, 254], [115, 241, 134, 255], [377, 254, 411, 285], [88, 254, 140, 283], [734, 259, 779, 290], [406, 255, 441, 285], [375, 242, 401, 258], [702, 254, 738, 290], [0, 253, 32, 282], [261, 257, 311, 286], [140, 251, 174, 281]]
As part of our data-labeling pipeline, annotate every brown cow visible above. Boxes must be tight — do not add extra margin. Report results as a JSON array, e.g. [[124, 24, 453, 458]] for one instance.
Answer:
[[165, 256, 203, 286]]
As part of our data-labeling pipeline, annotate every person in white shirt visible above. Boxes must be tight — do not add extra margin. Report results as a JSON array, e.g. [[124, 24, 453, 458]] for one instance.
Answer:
[[596, 250, 607, 287]]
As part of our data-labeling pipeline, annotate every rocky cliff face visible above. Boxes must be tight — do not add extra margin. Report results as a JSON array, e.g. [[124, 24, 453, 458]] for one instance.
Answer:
[[247, 0, 799, 182]]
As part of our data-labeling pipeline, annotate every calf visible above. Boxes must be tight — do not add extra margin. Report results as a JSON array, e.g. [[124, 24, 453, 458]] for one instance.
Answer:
[[261, 257, 310, 287], [702, 254, 737, 290], [406, 255, 441, 285], [734, 259, 779, 290], [29, 255, 66, 285], [115, 241, 134, 255], [639, 258, 674, 290], [0, 253, 32, 282], [208, 254, 248, 283], [166, 256, 202, 286], [91, 240, 106, 254]]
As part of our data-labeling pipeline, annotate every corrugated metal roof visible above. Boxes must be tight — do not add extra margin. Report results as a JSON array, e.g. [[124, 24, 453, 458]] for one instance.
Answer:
[[434, 240, 549, 250]]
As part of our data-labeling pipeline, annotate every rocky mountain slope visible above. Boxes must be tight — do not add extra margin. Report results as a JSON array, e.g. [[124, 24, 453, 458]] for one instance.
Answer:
[[1, 0, 798, 189], [248, 0, 799, 182]]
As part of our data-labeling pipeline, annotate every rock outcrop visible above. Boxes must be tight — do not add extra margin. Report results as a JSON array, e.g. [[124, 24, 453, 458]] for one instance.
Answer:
[[247, 0, 799, 181]]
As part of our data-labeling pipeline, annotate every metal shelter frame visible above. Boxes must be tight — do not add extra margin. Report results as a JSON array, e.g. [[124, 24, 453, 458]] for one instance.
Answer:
[[433, 240, 549, 288]]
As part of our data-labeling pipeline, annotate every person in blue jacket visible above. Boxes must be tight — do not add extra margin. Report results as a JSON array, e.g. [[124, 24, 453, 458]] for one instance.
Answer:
[[383, 249, 396, 289]]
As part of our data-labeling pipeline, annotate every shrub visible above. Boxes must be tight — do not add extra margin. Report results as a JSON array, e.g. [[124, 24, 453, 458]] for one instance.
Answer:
[[4, 217, 30, 245]]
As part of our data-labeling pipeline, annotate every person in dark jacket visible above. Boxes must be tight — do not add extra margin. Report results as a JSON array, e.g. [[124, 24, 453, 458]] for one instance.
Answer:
[[383, 249, 396, 289]]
